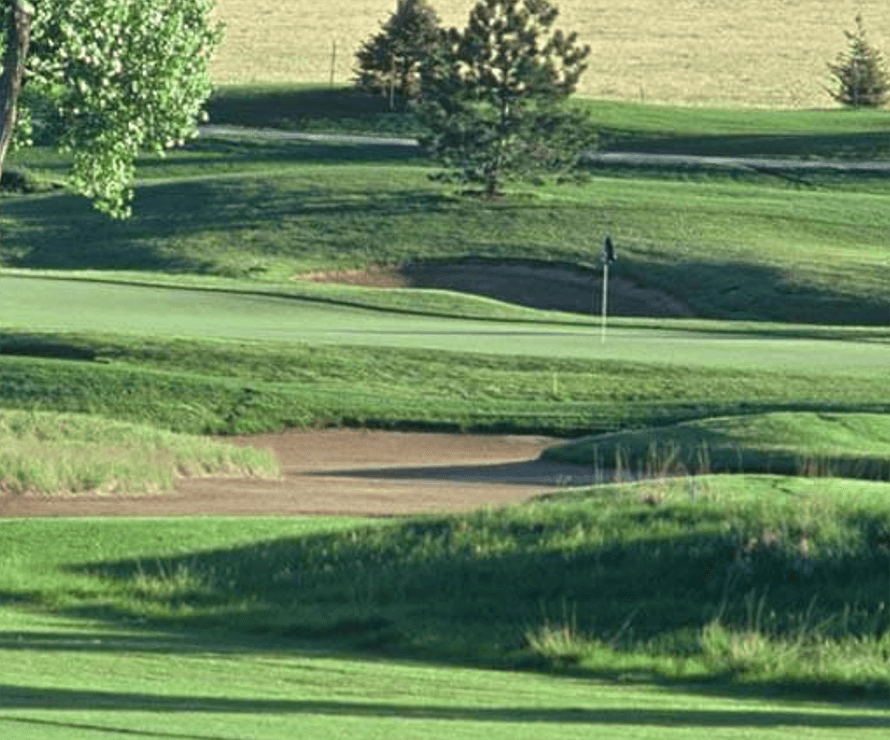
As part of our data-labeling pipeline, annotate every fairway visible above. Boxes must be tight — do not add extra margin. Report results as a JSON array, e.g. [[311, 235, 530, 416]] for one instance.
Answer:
[[2, 274, 887, 375]]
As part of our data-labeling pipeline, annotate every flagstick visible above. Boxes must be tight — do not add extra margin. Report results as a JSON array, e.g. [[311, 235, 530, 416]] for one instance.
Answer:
[[600, 260, 609, 344]]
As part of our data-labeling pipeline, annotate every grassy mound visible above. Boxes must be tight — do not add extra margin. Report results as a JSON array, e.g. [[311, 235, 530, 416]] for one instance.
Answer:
[[1, 331, 887, 437], [0, 410, 279, 496], [5, 475, 887, 697], [543, 412, 890, 480]]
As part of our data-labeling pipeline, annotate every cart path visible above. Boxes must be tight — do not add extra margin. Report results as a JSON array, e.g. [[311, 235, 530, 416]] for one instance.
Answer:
[[199, 125, 890, 172], [1, 430, 603, 519]]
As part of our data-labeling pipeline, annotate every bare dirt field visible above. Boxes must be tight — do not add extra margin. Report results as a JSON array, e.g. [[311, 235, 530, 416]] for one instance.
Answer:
[[300, 260, 695, 317], [1, 430, 599, 519]]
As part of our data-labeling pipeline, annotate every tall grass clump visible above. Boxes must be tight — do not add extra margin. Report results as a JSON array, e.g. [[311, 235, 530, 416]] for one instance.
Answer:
[[63, 475, 890, 696], [0, 410, 279, 495], [543, 412, 890, 481]]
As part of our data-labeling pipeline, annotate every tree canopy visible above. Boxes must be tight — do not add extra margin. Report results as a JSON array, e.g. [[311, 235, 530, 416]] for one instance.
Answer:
[[417, 0, 595, 197], [1, 0, 222, 217], [354, 0, 441, 111], [827, 15, 889, 108]]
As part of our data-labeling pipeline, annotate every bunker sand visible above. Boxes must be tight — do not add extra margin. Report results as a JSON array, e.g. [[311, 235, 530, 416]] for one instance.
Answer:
[[1, 430, 600, 518]]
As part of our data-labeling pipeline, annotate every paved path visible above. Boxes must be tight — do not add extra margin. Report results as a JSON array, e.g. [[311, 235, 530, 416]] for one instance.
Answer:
[[198, 124, 890, 172]]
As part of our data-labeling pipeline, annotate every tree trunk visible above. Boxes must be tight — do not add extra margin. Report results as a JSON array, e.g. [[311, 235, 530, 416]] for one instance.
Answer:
[[0, 0, 34, 182]]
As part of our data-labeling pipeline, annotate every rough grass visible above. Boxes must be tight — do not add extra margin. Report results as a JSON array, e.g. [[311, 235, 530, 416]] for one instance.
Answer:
[[1, 330, 887, 437], [210, 0, 890, 107], [0, 410, 279, 496], [2, 475, 888, 697], [543, 412, 890, 480]]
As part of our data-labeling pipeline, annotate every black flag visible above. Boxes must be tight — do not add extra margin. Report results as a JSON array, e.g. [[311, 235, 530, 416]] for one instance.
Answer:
[[603, 235, 616, 264]]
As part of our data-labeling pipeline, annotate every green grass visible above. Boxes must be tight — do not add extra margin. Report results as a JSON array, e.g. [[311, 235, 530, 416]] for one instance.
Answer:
[[205, 85, 890, 161], [0, 409, 279, 495], [1, 476, 888, 701], [6, 134, 889, 325], [0, 327, 886, 436], [4, 615, 887, 740], [543, 412, 890, 480]]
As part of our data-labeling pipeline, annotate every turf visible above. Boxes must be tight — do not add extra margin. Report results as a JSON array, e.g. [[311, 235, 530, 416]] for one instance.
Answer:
[[543, 412, 890, 480], [1, 476, 888, 700], [0, 323, 887, 436], [6, 134, 889, 326], [4, 612, 887, 740]]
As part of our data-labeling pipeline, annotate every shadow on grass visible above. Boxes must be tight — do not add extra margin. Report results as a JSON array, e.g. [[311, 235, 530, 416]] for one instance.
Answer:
[[599, 129, 890, 161], [53, 505, 890, 702], [0, 683, 887, 726], [2, 166, 888, 323]]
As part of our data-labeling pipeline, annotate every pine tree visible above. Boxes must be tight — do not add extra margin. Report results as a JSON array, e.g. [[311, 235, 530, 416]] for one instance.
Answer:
[[827, 15, 890, 108], [354, 0, 441, 111], [417, 0, 595, 197]]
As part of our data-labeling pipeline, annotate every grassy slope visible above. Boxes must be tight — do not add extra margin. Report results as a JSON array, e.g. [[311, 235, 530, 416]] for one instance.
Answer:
[[544, 412, 890, 479], [0, 327, 886, 436], [5, 136, 890, 325], [0, 410, 279, 495], [1, 478, 888, 700]]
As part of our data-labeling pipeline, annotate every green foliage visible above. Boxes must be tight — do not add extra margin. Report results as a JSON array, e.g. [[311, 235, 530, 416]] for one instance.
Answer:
[[417, 0, 596, 196], [354, 0, 441, 111], [8, 0, 222, 217], [827, 15, 890, 108]]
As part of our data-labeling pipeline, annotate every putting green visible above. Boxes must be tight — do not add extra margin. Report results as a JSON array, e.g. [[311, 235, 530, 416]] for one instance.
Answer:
[[2, 275, 887, 374]]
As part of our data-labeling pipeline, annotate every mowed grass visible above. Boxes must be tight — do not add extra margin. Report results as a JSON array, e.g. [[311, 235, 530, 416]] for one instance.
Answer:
[[3, 617, 886, 740], [1, 477, 888, 703], [0, 323, 887, 436], [544, 412, 890, 480], [5, 136, 890, 325], [210, 0, 890, 107], [0, 409, 278, 496]]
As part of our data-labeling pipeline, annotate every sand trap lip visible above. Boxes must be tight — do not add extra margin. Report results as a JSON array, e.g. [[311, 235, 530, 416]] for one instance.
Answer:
[[298, 259, 696, 318], [0, 429, 601, 519]]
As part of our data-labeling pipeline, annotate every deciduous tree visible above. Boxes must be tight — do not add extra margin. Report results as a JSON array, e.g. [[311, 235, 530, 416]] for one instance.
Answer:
[[1, 0, 222, 217], [417, 0, 595, 197]]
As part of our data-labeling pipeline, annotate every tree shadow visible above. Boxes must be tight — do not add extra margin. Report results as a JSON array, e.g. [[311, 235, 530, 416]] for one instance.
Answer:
[[599, 129, 890, 161], [55, 507, 890, 703], [0, 682, 886, 726]]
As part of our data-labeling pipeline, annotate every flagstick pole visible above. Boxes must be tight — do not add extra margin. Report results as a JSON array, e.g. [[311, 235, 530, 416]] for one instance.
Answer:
[[600, 260, 609, 344]]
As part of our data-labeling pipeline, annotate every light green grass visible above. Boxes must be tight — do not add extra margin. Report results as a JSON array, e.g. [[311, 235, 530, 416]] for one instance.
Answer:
[[1, 476, 888, 699], [5, 134, 890, 325], [543, 412, 890, 480], [0, 410, 279, 495], [0, 324, 887, 436], [3, 614, 886, 740]]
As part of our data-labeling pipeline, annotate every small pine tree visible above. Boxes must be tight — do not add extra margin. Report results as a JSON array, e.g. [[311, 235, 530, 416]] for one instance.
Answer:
[[354, 0, 441, 111], [827, 15, 890, 108], [417, 0, 595, 197]]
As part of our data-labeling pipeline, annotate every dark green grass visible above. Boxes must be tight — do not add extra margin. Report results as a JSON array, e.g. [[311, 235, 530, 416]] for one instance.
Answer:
[[205, 84, 890, 161], [544, 412, 890, 480], [4, 135, 888, 324], [1, 330, 887, 436], [1, 476, 888, 698]]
